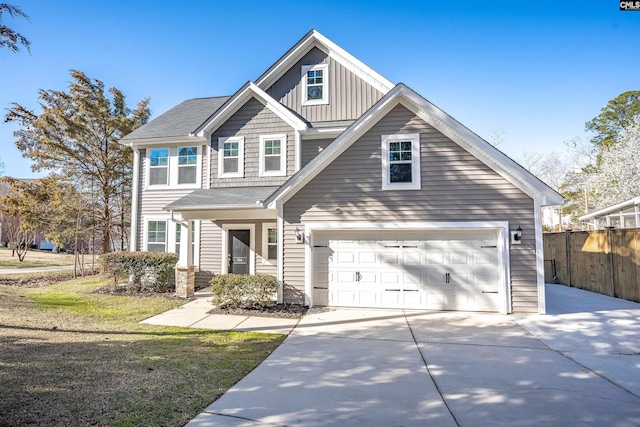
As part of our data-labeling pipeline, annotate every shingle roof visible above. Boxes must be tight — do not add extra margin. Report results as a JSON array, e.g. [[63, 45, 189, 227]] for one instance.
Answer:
[[163, 186, 280, 211], [121, 96, 230, 141]]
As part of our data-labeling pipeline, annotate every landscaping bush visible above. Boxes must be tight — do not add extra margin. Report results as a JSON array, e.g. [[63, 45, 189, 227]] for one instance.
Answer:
[[210, 274, 278, 309], [100, 251, 178, 293]]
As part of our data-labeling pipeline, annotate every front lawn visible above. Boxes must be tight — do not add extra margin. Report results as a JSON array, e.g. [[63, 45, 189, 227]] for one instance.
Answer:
[[0, 276, 285, 426]]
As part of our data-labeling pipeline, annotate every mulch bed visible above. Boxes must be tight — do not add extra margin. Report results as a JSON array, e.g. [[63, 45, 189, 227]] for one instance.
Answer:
[[209, 304, 309, 319]]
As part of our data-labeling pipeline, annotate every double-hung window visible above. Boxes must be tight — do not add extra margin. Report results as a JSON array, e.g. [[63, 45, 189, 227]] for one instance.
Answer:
[[149, 148, 169, 186], [301, 64, 328, 106], [147, 220, 167, 252], [218, 136, 244, 178], [381, 133, 421, 190], [262, 223, 277, 263], [147, 146, 201, 188], [259, 134, 286, 176], [177, 147, 198, 184]]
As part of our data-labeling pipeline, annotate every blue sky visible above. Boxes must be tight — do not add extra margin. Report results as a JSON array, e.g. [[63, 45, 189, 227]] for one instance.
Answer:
[[1, 0, 638, 178]]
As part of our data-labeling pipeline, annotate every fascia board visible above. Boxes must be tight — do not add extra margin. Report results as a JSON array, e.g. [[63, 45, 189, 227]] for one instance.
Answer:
[[119, 135, 207, 147], [255, 30, 394, 96], [579, 196, 640, 221], [395, 86, 564, 206], [195, 83, 306, 137]]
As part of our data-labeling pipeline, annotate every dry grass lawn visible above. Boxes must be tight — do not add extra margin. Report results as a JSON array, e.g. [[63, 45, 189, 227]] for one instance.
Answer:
[[0, 247, 79, 268], [0, 276, 285, 426]]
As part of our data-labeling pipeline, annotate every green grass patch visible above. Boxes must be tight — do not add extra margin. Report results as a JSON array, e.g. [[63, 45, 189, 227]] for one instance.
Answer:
[[0, 276, 286, 426]]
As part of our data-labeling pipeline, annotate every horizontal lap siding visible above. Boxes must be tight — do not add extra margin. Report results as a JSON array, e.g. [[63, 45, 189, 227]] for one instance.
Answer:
[[283, 104, 537, 312], [210, 97, 295, 188], [267, 47, 384, 123], [301, 138, 334, 166]]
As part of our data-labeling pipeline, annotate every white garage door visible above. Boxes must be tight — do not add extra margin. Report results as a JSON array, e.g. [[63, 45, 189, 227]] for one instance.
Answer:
[[312, 229, 502, 312]]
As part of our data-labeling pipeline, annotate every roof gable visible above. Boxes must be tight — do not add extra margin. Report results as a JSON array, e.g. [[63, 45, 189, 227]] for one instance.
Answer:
[[255, 29, 394, 97], [266, 84, 563, 207], [194, 82, 307, 137]]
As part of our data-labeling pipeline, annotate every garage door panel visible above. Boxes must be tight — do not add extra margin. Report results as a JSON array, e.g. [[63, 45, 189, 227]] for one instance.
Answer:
[[313, 229, 502, 312]]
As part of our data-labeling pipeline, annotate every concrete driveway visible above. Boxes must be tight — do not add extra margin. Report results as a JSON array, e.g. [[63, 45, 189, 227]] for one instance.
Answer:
[[188, 285, 640, 426]]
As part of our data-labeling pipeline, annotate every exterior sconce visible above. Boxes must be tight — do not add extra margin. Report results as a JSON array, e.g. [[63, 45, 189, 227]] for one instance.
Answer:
[[295, 227, 304, 244], [511, 225, 523, 245]]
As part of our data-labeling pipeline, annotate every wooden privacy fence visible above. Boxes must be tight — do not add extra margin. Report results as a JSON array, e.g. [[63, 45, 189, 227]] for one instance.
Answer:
[[543, 229, 640, 303]]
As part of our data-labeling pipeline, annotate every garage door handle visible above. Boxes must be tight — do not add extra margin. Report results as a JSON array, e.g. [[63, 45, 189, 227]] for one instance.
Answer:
[[482, 291, 499, 294], [445, 273, 450, 284], [314, 287, 328, 290]]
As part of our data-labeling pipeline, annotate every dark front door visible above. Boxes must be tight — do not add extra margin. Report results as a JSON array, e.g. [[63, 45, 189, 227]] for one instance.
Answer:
[[229, 230, 250, 275]]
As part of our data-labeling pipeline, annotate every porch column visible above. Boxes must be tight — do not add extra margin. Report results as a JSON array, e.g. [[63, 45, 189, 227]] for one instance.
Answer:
[[175, 221, 194, 298]]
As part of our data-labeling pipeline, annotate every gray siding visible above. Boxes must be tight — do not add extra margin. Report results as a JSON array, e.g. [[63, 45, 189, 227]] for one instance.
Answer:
[[210, 97, 296, 188], [267, 47, 384, 123], [283, 104, 538, 312], [301, 138, 334, 166]]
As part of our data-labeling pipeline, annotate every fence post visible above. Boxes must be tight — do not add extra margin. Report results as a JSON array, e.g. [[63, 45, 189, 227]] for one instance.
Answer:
[[606, 227, 615, 297]]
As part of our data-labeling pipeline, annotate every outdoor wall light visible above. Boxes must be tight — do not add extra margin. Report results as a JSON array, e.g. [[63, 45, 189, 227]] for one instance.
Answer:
[[511, 225, 523, 245], [295, 227, 304, 244]]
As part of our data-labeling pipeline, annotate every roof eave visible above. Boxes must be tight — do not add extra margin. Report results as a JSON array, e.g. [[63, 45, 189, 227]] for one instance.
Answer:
[[119, 135, 207, 147]]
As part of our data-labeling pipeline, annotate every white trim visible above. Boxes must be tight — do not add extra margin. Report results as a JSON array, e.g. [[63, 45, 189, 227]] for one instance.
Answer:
[[303, 221, 511, 314], [206, 143, 212, 189], [218, 136, 244, 178], [220, 224, 256, 275], [261, 222, 277, 265], [295, 131, 301, 172], [301, 63, 329, 106], [120, 135, 207, 147], [534, 197, 546, 314], [196, 82, 306, 136], [259, 134, 287, 177], [130, 148, 140, 251], [276, 202, 284, 303], [265, 84, 563, 208], [381, 133, 421, 190]]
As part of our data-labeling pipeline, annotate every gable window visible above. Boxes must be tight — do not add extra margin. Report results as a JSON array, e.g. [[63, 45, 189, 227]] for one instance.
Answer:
[[259, 134, 286, 177], [149, 148, 169, 186], [177, 147, 198, 184], [301, 64, 329, 106], [147, 220, 167, 252], [381, 133, 421, 190], [262, 223, 277, 263], [218, 136, 244, 178]]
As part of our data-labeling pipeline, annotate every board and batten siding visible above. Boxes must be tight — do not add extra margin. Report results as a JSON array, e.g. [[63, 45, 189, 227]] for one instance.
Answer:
[[283, 104, 538, 312], [266, 47, 384, 123], [210, 97, 296, 188]]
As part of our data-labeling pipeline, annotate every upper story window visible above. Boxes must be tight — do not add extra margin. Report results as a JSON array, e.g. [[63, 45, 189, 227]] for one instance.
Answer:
[[259, 134, 286, 177], [146, 146, 201, 188], [301, 64, 329, 106], [218, 136, 244, 178], [177, 147, 198, 184], [381, 133, 421, 190], [149, 148, 169, 186]]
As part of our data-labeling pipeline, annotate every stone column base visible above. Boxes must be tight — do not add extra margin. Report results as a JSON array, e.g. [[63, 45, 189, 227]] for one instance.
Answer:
[[175, 265, 195, 298]]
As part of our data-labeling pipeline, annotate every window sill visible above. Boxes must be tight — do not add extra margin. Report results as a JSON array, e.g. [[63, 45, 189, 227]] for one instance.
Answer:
[[145, 184, 201, 191], [218, 173, 244, 179], [259, 171, 286, 178], [382, 182, 422, 191], [302, 99, 329, 106]]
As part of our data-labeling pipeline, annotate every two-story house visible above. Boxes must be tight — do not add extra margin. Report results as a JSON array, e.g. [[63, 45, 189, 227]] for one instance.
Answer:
[[120, 30, 562, 314]]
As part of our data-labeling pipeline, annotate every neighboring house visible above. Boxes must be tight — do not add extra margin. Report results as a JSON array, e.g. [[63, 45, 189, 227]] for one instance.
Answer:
[[120, 30, 562, 314], [579, 196, 640, 230]]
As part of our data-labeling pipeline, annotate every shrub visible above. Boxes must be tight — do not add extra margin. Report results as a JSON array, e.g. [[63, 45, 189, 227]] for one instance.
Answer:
[[210, 274, 278, 309], [100, 251, 178, 293]]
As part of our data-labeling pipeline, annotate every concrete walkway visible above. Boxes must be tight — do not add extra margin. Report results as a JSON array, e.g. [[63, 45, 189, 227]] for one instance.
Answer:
[[141, 290, 300, 335], [185, 284, 640, 426]]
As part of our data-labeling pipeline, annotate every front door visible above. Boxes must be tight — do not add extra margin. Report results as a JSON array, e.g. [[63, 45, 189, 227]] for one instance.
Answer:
[[229, 230, 250, 275]]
